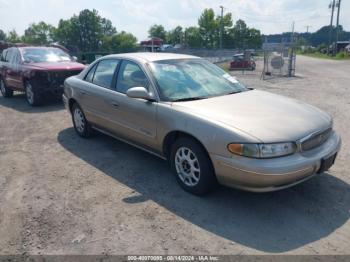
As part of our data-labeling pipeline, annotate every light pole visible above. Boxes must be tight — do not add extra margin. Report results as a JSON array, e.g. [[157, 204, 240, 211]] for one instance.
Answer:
[[220, 5, 224, 49], [305, 25, 311, 33]]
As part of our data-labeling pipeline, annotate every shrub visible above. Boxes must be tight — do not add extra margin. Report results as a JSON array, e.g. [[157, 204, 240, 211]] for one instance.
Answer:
[[336, 51, 349, 59]]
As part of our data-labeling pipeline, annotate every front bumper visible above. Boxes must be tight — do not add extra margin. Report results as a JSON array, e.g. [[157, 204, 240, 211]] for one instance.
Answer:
[[211, 131, 341, 192]]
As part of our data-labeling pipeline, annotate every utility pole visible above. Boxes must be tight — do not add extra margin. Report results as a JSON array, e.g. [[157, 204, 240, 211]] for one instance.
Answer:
[[220, 5, 224, 49], [328, 0, 336, 55], [334, 0, 342, 55], [305, 25, 311, 33], [288, 22, 295, 77]]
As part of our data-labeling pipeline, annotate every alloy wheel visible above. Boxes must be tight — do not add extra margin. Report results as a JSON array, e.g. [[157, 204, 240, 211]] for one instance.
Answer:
[[73, 107, 85, 133], [25, 83, 34, 105], [175, 147, 201, 187], [0, 80, 6, 95]]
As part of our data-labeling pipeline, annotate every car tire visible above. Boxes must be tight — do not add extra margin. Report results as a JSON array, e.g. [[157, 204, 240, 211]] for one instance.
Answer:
[[25, 81, 42, 106], [170, 137, 217, 195], [0, 78, 13, 98], [71, 103, 93, 138]]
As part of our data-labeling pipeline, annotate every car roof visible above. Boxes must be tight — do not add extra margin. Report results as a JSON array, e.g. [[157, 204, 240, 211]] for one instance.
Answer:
[[18, 46, 60, 50], [103, 52, 199, 63]]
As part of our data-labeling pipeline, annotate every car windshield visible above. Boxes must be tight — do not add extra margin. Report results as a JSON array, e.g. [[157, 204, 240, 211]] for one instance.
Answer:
[[149, 59, 247, 102], [22, 48, 72, 63]]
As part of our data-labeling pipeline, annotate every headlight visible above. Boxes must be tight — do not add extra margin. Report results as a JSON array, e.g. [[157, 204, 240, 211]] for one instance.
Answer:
[[228, 142, 296, 158]]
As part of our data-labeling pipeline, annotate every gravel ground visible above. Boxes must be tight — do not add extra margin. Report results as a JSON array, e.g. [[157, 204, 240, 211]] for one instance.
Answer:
[[0, 55, 349, 255]]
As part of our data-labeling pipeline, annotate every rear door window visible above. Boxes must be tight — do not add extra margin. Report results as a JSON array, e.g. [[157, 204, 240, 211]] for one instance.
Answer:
[[0, 50, 7, 62], [11, 49, 20, 64], [4, 49, 13, 63], [85, 64, 98, 83], [92, 59, 119, 89]]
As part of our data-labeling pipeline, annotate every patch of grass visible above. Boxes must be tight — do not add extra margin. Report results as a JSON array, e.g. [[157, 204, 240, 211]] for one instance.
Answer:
[[301, 51, 350, 60], [216, 62, 231, 72]]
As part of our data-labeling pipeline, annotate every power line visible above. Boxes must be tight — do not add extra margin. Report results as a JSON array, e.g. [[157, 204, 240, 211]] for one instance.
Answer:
[[237, 13, 329, 24], [235, 6, 327, 17]]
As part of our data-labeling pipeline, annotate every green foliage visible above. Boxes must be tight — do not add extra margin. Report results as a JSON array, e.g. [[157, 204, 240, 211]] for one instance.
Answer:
[[52, 9, 137, 53], [167, 26, 183, 45], [6, 30, 21, 43], [317, 43, 327, 52], [218, 12, 234, 47], [232, 19, 248, 48], [0, 29, 6, 41], [101, 31, 138, 53], [198, 8, 218, 48], [151, 9, 262, 49], [336, 51, 349, 59], [22, 22, 55, 45], [101, 18, 117, 36], [301, 51, 350, 60], [185, 27, 201, 48], [266, 25, 350, 48], [148, 24, 167, 40], [0, 9, 136, 54], [54, 9, 112, 52]]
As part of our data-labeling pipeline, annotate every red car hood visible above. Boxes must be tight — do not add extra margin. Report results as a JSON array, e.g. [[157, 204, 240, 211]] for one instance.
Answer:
[[26, 62, 86, 71]]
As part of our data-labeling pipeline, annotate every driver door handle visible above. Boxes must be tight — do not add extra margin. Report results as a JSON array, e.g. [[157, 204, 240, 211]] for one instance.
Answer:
[[111, 102, 120, 108]]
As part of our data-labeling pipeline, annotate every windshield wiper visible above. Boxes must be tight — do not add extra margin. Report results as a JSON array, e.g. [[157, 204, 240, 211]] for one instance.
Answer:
[[172, 96, 208, 102], [225, 90, 243, 95]]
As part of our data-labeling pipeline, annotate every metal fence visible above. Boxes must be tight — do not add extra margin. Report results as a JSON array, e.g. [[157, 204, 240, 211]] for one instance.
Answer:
[[160, 48, 240, 63], [261, 43, 296, 80]]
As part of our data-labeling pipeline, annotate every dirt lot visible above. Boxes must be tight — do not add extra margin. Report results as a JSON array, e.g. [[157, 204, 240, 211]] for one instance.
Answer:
[[0, 55, 349, 255]]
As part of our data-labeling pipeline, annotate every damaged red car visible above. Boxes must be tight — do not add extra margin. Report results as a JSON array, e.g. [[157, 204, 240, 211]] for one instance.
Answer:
[[0, 46, 85, 106], [229, 54, 256, 71]]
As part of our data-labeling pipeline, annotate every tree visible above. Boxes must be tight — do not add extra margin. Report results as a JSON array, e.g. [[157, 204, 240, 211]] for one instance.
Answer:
[[246, 28, 262, 49], [23, 22, 55, 45], [198, 8, 218, 48], [184, 27, 201, 47], [77, 9, 104, 51], [232, 19, 249, 49], [264, 25, 350, 48], [101, 31, 137, 53], [54, 9, 117, 52], [216, 12, 234, 48], [309, 25, 345, 47], [54, 17, 81, 51], [101, 18, 117, 36], [167, 26, 183, 45], [148, 24, 166, 40], [6, 30, 21, 43], [0, 29, 6, 41]]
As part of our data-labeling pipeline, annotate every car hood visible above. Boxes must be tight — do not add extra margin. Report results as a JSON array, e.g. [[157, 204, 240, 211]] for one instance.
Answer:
[[25, 62, 85, 71], [172, 90, 332, 143]]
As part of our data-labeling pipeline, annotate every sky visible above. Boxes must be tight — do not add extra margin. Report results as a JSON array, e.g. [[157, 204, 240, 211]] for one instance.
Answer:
[[0, 0, 349, 41]]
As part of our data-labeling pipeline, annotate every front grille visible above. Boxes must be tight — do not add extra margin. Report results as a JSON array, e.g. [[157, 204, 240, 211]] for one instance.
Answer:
[[300, 128, 332, 151], [49, 70, 82, 86]]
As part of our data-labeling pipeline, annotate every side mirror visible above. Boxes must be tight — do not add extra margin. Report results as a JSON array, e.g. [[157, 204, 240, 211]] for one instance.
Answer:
[[72, 56, 78, 62], [126, 87, 155, 101]]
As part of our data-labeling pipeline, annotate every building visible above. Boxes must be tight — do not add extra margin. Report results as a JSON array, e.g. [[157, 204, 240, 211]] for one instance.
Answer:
[[345, 44, 350, 53], [140, 37, 164, 52], [330, 41, 350, 53]]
